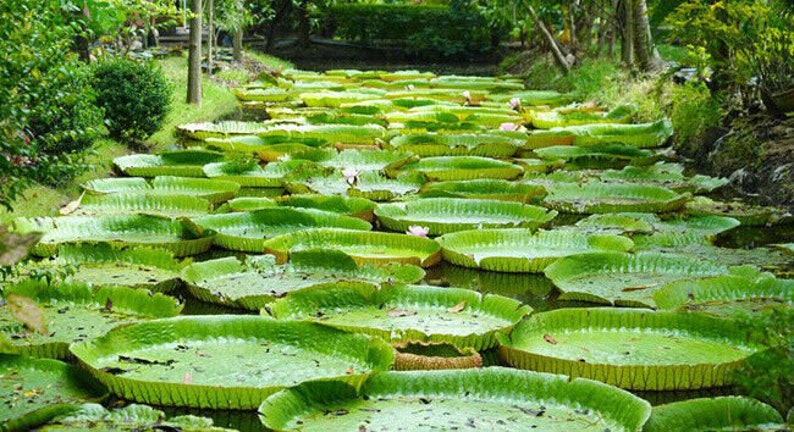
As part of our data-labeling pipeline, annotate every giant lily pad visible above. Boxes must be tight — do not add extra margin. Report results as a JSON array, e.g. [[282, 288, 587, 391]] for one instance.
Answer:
[[632, 215, 741, 247], [374, 198, 556, 235], [385, 156, 524, 181], [83, 176, 240, 205], [0, 280, 182, 359], [529, 106, 632, 129], [385, 132, 526, 157], [38, 403, 235, 432], [264, 228, 442, 267], [265, 284, 531, 350], [12, 214, 214, 257], [541, 182, 691, 214], [544, 251, 727, 307], [70, 316, 394, 409], [74, 193, 212, 218], [685, 196, 792, 226], [436, 228, 634, 273], [387, 106, 521, 129], [29, 244, 186, 292], [181, 251, 424, 310], [290, 148, 411, 172], [419, 179, 547, 203], [653, 268, 794, 317], [259, 124, 386, 145], [600, 163, 728, 193], [643, 396, 784, 432], [202, 160, 310, 188], [300, 90, 385, 108], [498, 308, 764, 390], [177, 121, 269, 140], [532, 144, 660, 168], [567, 120, 673, 148], [233, 86, 294, 102], [112, 150, 224, 177], [259, 368, 651, 432], [491, 89, 572, 106], [192, 207, 371, 252], [276, 194, 377, 221], [285, 170, 425, 202], [0, 355, 107, 432]]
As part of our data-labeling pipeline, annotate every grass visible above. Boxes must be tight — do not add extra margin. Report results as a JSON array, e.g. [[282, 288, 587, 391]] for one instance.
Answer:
[[0, 50, 291, 225]]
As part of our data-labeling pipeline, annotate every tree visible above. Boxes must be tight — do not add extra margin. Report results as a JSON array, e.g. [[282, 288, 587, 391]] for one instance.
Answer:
[[187, 0, 202, 105], [215, 0, 254, 62]]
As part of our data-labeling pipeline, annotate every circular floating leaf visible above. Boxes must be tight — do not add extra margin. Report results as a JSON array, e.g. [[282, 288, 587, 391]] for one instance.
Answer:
[[386, 132, 525, 157], [181, 251, 424, 310], [685, 196, 792, 226], [259, 368, 651, 432], [542, 182, 691, 214], [545, 251, 727, 308], [276, 194, 377, 221], [633, 215, 741, 248], [233, 87, 294, 102], [386, 156, 524, 181], [39, 403, 236, 432], [499, 308, 764, 390], [533, 144, 660, 169], [600, 163, 728, 193], [202, 160, 309, 188], [260, 124, 386, 145], [75, 193, 212, 218], [264, 228, 442, 268], [290, 149, 411, 172], [0, 355, 107, 432], [643, 396, 784, 432], [83, 176, 240, 205], [70, 316, 394, 409], [437, 228, 634, 273], [419, 179, 547, 203], [374, 198, 556, 235], [654, 269, 794, 317], [285, 170, 426, 202], [568, 120, 673, 148], [177, 121, 269, 140], [220, 196, 277, 212], [0, 280, 182, 359], [265, 284, 532, 350], [13, 215, 215, 257], [113, 150, 224, 177], [192, 208, 371, 252]]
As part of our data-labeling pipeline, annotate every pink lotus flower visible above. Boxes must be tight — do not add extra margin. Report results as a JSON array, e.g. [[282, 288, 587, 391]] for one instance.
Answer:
[[509, 97, 521, 110], [406, 225, 430, 237], [342, 167, 359, 185], [499, 122, 518, 131]]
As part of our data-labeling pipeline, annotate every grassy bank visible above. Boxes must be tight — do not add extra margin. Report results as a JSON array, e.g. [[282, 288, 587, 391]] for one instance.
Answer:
[[0, 51, 291, 225]]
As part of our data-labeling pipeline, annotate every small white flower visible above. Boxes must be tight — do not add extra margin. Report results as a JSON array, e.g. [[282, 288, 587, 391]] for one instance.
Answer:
[[509, 97, 521, 110], [499, 122, 518, 131], [342, 167, 359, 185], [406, 225, 430, 237], [406, 84, 415, 91], [462, 91, 471, 100]]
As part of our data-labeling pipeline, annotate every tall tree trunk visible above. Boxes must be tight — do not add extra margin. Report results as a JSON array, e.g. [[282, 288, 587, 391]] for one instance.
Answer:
[[297, 0, 311, 48], [187, 0, 202, 105], [265, 0, 291, 53], [233, 28, 243, 62], [526, 5, 572, 73], [621, 0, 634, 68], [632, 0, 662, 72], [207, 0, 214, 75], [608, 0, 619, 57]]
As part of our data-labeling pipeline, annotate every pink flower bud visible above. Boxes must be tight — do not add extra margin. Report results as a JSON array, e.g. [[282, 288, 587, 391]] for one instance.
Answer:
[[406, 225, 430, 237]]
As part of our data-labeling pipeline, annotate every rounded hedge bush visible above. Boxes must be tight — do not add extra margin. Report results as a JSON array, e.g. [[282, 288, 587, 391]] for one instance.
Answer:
[[92, 59, 171, 142]]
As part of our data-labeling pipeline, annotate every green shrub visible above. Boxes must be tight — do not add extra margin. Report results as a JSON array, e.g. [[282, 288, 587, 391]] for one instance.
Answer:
[[328, 2, 491, 58], [669, 82, 722, 155], [92, 59, 172, 142]]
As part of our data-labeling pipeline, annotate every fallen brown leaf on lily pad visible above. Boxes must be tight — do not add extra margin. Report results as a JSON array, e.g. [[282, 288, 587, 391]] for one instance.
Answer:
[[387, 308, 417, 317], [543, 334, 558, 345], [448, 301, 466, 313], [7, 294, 49, 336]]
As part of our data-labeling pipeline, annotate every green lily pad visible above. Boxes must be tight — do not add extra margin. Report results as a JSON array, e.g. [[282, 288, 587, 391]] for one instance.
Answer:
[[218, 196, 277, 212], [385, 156, 524, 181], [419, 179, 547, 203], [192, 207, 371, 252], [436, 228, 634, 273], [177, 121, 269, 140], [202, 160, 309, 188], [290, 148, 411, 172], [12, 214, 215, 257], [387, 106, 521, 129], [632, 215, 741, 247], [643, 396, 784, 432], [74, 193, 212, 218], [276, 194, 377, 221], [574, 213, 657, 235], [39, 403, 236, 432], [70, 316, 394, 409], [491, 90, 572, 106], [643, 243, 793, 274], [385, 132, 526, 157], [374, 198, 557, 235], [600, 163, 728, 193], [113, 150, 224, 178], [567, 119, 673, 148], [300, 90, 386, 107], [265, 284, 531, 350], [259, 124, 386, 145], [653, 268, 794, 317], [530, 106, 632, 129], [264, 228, 442, 268], [541, 182, 691, 214], [545, 251, 727, 307], [22, 244, 186, 292], [233, 86, 294, 102], [498, 308, 764, 390], [181, 251, 424, 310], [685, 196, 792, 226], [285, 170, 426, 202], [533, 144, 661, 168], [259, 368, 651, 432], [0, 355, 107, 432], [82, 176, 240, 205], [0, 280, 182, 359]]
